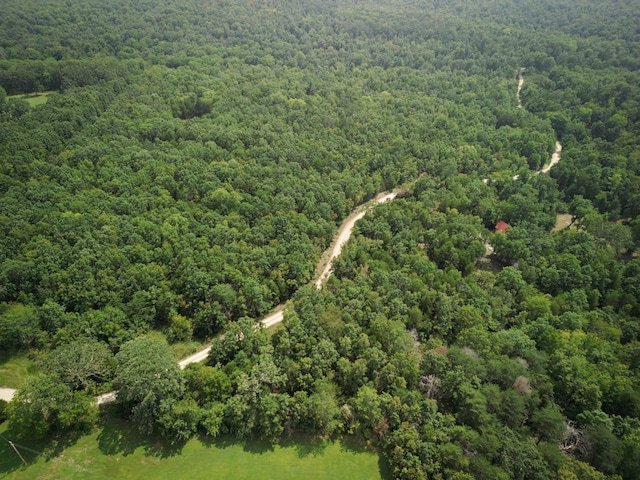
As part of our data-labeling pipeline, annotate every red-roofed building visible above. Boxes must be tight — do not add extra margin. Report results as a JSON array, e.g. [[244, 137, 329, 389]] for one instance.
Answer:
[[495, 221, 509, 234]]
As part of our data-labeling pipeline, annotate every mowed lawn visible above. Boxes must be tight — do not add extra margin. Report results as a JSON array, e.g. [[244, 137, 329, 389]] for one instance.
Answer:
[[0, 417, 387, 480]]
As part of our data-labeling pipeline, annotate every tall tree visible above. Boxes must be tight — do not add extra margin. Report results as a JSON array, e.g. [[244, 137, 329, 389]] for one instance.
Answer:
[[7, 374, 97, 439], [114, 337, 185, 435]]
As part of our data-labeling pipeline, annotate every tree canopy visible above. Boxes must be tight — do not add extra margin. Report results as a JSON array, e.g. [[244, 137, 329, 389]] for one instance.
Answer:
[[1, 0, 640, 477]]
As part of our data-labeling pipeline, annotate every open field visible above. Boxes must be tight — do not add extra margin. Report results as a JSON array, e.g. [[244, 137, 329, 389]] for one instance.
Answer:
[[7, 91, 57, 107], [0, 417, 386, 480]]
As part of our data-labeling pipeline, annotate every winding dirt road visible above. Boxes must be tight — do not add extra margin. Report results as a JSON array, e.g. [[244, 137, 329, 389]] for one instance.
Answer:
[[516, 68, 562, 173], [314, 190, 398, 288], [176, 188, 402, 367], [484, 70, 563, 255], [0, 69, 562, 404], [508, 69, 561, 181], [0, 185, 405, 405]]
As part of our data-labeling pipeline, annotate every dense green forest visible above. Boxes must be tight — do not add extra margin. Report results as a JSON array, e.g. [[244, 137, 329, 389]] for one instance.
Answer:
[[1, 0, 640, 478]]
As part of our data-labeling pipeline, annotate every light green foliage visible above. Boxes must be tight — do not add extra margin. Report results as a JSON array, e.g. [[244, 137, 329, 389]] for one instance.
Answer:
[[158, 397, 201, 444], [350, 385, 383, 435], [167, 314, 193, 343], [201, 401, 225, 437], [306, 381, 341, 436]]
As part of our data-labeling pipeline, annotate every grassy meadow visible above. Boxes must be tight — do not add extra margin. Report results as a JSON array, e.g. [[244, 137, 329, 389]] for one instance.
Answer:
[[0, 415, 386, 480], [7, 91, 57, 107], [0, 352, 38, 389]]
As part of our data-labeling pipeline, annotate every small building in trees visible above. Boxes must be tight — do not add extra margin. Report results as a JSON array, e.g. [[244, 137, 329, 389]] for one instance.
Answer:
[[495, 221, 509, 234]]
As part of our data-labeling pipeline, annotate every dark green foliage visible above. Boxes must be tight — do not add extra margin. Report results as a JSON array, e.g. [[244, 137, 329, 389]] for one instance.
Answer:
[[530, 406, 566, 444], [158, 398, 202, 444], [43, 338, 115, 392], [583, 424, 624, 476], [0, 399, 7, 424], [6, 374, 97, 439], [114, 337, 185, 436], [183, 363, 232, 405], [207, 317, 269, 366], [0, 303, 40, 351]]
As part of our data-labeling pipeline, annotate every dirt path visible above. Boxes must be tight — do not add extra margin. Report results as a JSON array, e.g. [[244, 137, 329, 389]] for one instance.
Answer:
[[516, 68, 562, 174], [540, 141, 562, 173], [0, 185, 407, 405], [484, 70, 563, 255], [261, 306, 285, 328], [511, 69, 562, 179], [178, 347, 213, 369], [513, 141, 562, 180], [314, 190, 399, 288], [0, 387, 16, 401], [516, 68, 525, 108]]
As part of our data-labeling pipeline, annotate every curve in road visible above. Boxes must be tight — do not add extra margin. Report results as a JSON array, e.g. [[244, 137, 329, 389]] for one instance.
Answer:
[[0, 185, 408, 405], [0, 70, 564, 404]]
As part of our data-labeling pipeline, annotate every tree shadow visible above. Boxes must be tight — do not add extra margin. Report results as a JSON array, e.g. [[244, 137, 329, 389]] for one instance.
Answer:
[[337, 434, 371, 454], [0, 430, 31, 478], [198, 433, 275, 455], [96, 411, 184, 459], [0, 422, 86, 477], [377, 451, 393, 480], [43, 430, 88, 460], [281, 433, 328, 458], [198, 432, 329, 458], [241, 437, 277, 454], [337, 435, 393, 480]]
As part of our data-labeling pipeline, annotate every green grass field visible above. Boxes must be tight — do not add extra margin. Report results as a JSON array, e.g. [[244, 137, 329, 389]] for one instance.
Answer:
[[0, 416, 387, 480], [143, 330, 210, 361], [7, 91, 57, 107], [0, 352, 38, 388]]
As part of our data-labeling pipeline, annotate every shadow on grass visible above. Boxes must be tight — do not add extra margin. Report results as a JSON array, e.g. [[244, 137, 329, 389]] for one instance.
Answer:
[[0, 421, 86, 478], [198, 431, 328, 458], [282, 433, 331, 458], [377, 452, 393, 480], [199, 432, 379, 460], [96, 408, 184, 459], [339, 436, 392, 480], [338, 435, 370, 454], [0, 424, 34, 478], [198, 433, 276, 455]]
